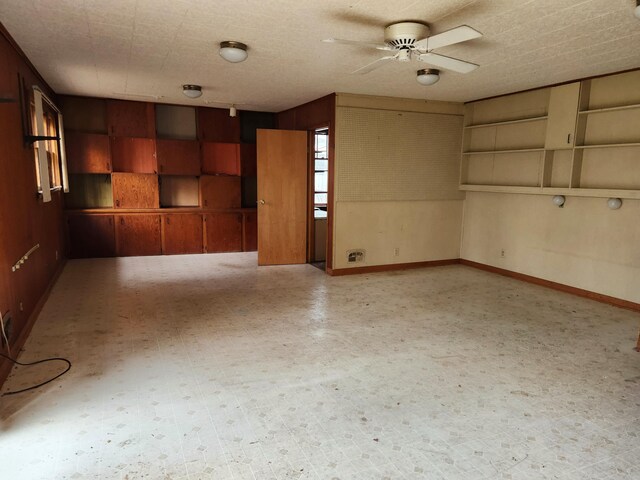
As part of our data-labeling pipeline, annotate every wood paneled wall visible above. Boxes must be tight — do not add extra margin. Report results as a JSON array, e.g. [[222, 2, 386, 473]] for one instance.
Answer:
[[0, 23, 66, 387], [276, 94, 336, 268]]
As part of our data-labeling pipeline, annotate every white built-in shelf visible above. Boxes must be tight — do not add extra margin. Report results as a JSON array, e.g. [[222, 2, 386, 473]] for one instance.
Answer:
[[464, 115, 548, 130], [575, 142, 640, 150], [578, 103, 640, 115], [463, 147, 546, 155]]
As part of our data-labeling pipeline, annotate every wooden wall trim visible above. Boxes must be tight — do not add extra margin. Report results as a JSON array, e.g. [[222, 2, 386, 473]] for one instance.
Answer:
[[328, 259, 460, 276], [0, 259, 66, 389], [460, 259, 640, 313]]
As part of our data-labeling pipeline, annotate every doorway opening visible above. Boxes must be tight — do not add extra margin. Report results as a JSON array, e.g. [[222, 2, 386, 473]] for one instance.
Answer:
[[309, 127, 328, 271]]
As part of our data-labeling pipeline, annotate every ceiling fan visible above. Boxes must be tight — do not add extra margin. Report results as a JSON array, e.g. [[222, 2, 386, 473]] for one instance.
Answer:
[[324, 21, 482, 75]]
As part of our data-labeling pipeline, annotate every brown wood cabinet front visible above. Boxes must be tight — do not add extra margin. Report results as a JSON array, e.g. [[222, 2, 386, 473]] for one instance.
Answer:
[[115, 215, 162, 256], [162, 214, 204, 254], [65, 132, 111, 173], [112, 173, 159, 209], [204, 213, 242, 253], [197, 107, 240, 143], [199, 175, 241, 208], [240, 143, 257, 177], [201, 142, 241, 175], [107, 99, 155, 138], [156, 139, 201, 175], [110, 137, 157, 173], [67, 214, 116, 258], [243, 212, 257, 252]]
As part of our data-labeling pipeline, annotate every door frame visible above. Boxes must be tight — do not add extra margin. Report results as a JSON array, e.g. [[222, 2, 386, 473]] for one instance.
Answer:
[[306, 125, 330, 267]]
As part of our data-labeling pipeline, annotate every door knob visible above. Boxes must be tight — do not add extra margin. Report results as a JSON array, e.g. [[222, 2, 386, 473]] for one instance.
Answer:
[[259, 199, 265, 205]]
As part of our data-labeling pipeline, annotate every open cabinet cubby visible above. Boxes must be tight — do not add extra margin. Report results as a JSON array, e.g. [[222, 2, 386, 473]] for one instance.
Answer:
[[460, 69, 640, 199]]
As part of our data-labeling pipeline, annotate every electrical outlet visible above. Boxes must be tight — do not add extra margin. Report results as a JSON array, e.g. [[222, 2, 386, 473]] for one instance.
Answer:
[[500, 249, 506, 258], [347, 249, 365, 263], [394, 247, 400, 256]]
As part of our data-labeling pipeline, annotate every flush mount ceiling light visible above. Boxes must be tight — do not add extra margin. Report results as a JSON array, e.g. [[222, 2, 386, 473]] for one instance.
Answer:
[[219, 41, 248, 63], [182, 84, 202, 99], [417, 68, 440, 86], [552, 195, 566, 208], [607, 197, 622, 210]]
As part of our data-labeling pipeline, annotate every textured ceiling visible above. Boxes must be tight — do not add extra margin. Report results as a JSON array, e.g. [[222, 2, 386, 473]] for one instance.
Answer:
[[1, 0, 639, 112]]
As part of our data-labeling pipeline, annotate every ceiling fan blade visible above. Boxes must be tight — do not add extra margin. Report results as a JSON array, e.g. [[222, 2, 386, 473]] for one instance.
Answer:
[[323, 38, 392, 51], [413, 25, 482, 51], [352, 55, 397, 74], [417, 52, 478, 74]]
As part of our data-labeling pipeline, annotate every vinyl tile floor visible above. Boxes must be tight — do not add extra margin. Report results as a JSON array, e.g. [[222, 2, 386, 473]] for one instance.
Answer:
[[1, 253, 638, 480]]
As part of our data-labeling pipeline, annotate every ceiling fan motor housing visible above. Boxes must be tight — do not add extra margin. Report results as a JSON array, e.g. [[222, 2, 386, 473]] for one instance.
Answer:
[[384, 22, 430, 48]]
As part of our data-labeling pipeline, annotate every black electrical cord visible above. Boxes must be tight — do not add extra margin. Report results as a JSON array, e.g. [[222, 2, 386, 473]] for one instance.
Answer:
[[0, 352, 71, 396]]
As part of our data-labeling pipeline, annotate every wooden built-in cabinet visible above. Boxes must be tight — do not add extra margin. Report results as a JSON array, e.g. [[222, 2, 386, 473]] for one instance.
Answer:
[[107, 99, 155, 138], [67, 214, 116, 258], [63, 96, 270, 257], [112, 173, 159, 209], [156, 139, 200, 175], [201, 142, 241, 175], [115, 214, 162, 257], [65, 132, 111, 173], [110, 137, 157, 173], [204, 213, 242, 252], [460, 69, 640, 199], [162, 214, 203, 254], [200, 175, 241, 208]]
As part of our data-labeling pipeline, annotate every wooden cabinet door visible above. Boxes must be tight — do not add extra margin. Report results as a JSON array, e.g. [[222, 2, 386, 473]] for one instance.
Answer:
[[545, 82, 580, 149], [197, 107, 240, 142], [240, 143, 257, 177], [115, 215, 161, 256], [162, 214, 203, 254], [112, 173, 159, 209], [60, 96, 107, 134], [257, 129, 307, 265], [201, 142, 240, 175], [243, 212, 257, 252], [156, 139, 200, 175], [65, 132, 111, 173], [199, 175, 241, 208], [107, 99, 155, 137], [67, 214, 116, 258], [204, 213, 242, 253], [111, 137, 157, 173]]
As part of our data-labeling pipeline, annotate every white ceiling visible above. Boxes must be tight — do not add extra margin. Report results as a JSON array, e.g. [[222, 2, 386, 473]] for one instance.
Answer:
[[1, 0, 640, 112]]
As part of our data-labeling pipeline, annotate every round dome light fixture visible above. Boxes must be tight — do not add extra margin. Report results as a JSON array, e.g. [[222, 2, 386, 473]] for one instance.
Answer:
[[219, 41, 248, 63], [417, 68, 440, 86], [635, 0, 640, 19], [552, 195, 566, 207], [182, 84, 202, 99], [607, 197, 622, 210]]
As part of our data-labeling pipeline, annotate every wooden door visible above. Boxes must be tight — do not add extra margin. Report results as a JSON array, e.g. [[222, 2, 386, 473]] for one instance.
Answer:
[[545, 82, 580, 150], [201, 142, 241, 175], [256, 129, 307, 265], [204, 213, 242, 252], [162, 214, 203, 254], [156, 139, 200, 175], [115, 215, 161, 256], [111, 137, 157, 173], [112, 173, 159, 209], [65, 132, 111, 173], [199, 175, 241, 208], [67, 214, 116, 258], [107, 100, 155, 138]]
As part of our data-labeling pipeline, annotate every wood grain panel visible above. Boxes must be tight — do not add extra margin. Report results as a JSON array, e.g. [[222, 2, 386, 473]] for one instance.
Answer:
[[162, 214, 203, 254], [204, 213, 242, 253], [240, 143, 257, 177], [159, 176, 199, 207], [107, 99, 155, 138], [201, 142, 240, 175], [110, 137, 157, 173], [199, 175, 241, 209], [60, 96, 107, 133], [243, 212, 257, 252], [67, 214, 116, 258], [197, 107, 240, 142], [115, 214, 161, 256], [156, 139, 200, 175], [112, 173, 159, 209], [65, 131, 111, 173]]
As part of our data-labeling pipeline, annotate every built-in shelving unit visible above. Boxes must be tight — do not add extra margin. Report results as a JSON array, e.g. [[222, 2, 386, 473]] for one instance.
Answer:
[[460, 69, 640, 199]]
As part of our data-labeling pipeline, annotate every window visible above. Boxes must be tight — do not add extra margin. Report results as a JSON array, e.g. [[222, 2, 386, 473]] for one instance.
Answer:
[[31, 86, 68, 202], [314, 128, 329, 219]]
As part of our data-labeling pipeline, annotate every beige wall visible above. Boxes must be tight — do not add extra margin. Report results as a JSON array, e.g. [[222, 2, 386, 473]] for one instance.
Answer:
[[333, 94, 464, 270], [461, 192, 640, 303]]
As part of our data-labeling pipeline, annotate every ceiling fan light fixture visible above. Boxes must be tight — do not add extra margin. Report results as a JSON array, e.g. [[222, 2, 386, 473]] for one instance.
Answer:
[[219, 41, 248, 63], [182, 84, 202, 98], [417, 68, 440, 86]]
